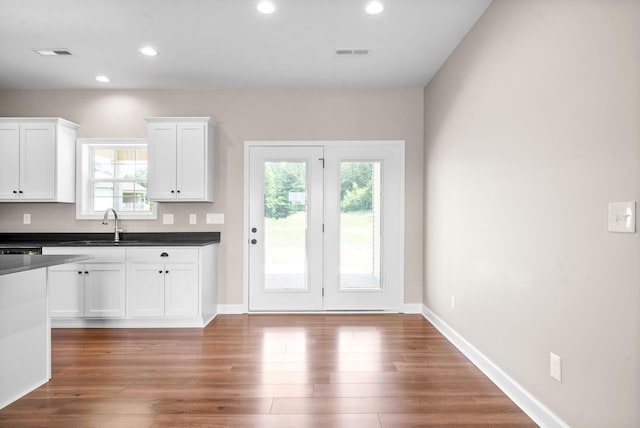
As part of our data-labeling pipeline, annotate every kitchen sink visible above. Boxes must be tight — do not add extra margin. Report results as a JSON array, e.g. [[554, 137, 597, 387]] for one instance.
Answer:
[[60, 240, 142, 246]]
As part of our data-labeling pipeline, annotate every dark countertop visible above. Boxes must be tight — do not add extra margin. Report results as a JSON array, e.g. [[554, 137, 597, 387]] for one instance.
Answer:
[[0, 254, 93, 276], [0, 232, 221, 248]]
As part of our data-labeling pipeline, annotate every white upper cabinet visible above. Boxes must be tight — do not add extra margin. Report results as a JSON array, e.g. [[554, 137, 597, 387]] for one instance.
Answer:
[[0, 118, 78, 202], [146, 117, 215, 202]]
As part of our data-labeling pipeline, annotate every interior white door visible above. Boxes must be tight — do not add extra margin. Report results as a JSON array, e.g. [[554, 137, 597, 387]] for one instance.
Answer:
[[248, 146, 324, 311], [323, 144, 404, 311]]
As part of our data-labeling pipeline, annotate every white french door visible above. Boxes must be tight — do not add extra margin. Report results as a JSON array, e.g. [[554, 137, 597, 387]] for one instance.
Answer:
[[247, 142, 404, 312], [323, 144, 404, 310], [248, 146, 324, 311]]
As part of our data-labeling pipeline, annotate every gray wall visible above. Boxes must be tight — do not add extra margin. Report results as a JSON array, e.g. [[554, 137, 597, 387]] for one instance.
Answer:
[[423, 0, 640, 426], [0, 88, 425, 306]]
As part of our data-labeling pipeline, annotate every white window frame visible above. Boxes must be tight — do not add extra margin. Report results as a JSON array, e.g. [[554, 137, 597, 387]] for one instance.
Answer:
[[76, 138, 157, 220]]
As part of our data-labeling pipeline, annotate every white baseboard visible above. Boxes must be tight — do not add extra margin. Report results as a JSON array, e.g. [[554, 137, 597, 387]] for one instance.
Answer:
[[217, 304, 246, 314], [402, 303, 423, 314], [216, 302, 419, 315], [51, 317, 211, 328], [421, 305, 569, 428]]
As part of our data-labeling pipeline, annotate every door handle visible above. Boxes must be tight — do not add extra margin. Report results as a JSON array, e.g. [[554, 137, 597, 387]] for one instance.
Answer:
[[250, 239, 257, 245], [160, 252, 169, 257]]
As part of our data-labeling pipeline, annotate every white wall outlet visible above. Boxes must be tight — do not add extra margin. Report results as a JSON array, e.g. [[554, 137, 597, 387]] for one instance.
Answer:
[[450, 294, 456, 310], [550, 352, 562, 382], [162, 213, 174, 225], [23, 213, 31, 225], [189, 213, 197, 225], [608, 202, 635, 233], [206, 213, 225, 224]]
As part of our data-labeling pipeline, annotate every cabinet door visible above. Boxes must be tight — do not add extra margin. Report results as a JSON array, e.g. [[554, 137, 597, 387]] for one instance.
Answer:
[[127, 263, 165, 317], [148, 123, 178, 200], [164, 264, 198, 317], [176, 122, 206, 200], [84, 263, 126, 318], [0, 123, 20, 200], [20, 123, 56, 200], [48, 264, 85, 318]]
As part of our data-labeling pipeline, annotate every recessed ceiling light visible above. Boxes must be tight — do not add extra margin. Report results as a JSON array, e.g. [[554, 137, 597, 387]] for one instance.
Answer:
[[139, 46, 157, 56], [95, 75, 110, 83], [257, 1, 275, 14], [365, 1, 384, 14]]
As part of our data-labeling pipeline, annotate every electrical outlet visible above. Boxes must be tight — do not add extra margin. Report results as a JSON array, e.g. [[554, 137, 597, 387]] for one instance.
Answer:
[[450, 294, 456, 310], [189, 213, 197, 225], [23, 213, 31, 225], [206, 213, 224, 224], [550, 352, 562, 382], [608, 202, 636, 233], [163, 214, 174, 225]]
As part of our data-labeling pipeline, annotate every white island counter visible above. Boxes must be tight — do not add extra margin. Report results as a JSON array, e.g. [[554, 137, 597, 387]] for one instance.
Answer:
[[0, 254, 91, 409]]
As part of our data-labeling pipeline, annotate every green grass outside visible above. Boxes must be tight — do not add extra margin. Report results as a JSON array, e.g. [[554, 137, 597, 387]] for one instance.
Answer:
[[264, 211, 375, 273]]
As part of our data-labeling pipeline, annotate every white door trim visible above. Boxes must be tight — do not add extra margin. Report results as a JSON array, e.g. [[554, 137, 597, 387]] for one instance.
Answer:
[[243, 140, 405, 313]]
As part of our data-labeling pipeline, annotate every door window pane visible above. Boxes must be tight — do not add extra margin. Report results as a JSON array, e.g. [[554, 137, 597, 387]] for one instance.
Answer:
[[339, 162, 382, 289], [263, 161, 308, 290]]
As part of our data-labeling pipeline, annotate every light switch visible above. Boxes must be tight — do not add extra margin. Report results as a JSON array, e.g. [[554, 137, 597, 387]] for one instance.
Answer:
[[206, 213, 225, 224], [189, 213, 197, 225], [23, 213, 31, 225], [608, 202, 635, 233], [163, 213, 174, 225], [550, 352, 562, 382]]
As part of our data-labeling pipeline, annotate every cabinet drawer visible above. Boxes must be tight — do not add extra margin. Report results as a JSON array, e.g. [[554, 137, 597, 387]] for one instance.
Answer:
[[128, 247, 199, 264], [43, 247, 126, 263]]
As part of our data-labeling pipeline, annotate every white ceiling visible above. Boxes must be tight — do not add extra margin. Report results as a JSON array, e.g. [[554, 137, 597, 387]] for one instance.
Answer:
[[0, 0, 491, 89]]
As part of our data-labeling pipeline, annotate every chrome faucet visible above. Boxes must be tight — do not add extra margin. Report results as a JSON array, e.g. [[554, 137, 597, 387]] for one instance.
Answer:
[[102, 208, 123, 242]]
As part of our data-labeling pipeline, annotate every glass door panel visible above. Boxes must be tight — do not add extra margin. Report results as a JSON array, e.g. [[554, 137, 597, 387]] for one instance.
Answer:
[[264, 161, 308, 291], [339, 162, 382, 289]]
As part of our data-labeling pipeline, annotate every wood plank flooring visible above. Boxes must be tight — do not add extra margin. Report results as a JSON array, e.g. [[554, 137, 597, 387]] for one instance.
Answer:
[[0, 314, 537, 427]]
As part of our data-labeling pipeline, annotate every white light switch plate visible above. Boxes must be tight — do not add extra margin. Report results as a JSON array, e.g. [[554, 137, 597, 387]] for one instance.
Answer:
[[550, 352, 562, 382], [608, 202, 635, 233], [23, 213, 31, 224], [163, 213, 174, 225], [189, 214, 197, 225], [206, 213, 224, 224]]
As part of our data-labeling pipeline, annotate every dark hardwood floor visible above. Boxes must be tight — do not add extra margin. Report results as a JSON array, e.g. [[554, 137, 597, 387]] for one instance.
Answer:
[[0, 314, 536, 427]]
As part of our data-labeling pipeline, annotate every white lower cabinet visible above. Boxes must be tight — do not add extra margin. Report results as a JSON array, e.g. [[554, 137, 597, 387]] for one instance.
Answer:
[[48, 264, 85, 318], [49, 263, 125, 318], [127, 264, 165, 317], [44, 244, 217, 327], [127, 247, 199, 319], [164, 264, 198, 317], [45, 248, 126, 319], [84, 264, 126, 318], [127, 262, 198, 318]]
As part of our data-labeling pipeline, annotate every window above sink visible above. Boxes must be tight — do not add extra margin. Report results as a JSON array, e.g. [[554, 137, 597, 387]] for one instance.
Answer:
[[76, 139, 157, 220]]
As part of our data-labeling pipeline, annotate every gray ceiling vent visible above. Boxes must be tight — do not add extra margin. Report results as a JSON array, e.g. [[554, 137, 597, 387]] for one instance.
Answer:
[[32, 48, 73, 56], [335, 49, 370, 56]]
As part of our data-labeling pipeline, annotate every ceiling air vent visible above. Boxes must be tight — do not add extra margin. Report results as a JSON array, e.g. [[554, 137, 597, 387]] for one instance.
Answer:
[[32, 48, 73, 56], [335, 49, 370, 56]]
